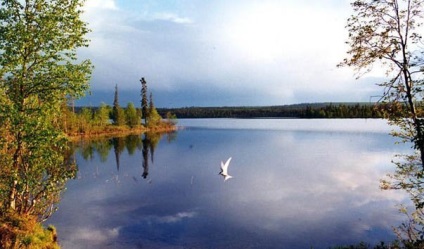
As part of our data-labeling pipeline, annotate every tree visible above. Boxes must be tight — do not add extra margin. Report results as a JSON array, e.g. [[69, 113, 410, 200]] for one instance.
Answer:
[[140, 77, 148, 124], [94, 102, 111, 127], [79, 107, 93, 133], [0, 0, 92, 219], [147, 92, 162, 127], [125, 102, 140, 128], [165, 111, 178, 125], [112, 84, 125, 125], [339, 0, 424, 166]]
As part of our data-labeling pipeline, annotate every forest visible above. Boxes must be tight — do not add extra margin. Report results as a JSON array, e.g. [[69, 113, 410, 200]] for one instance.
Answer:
[[156, 102, 398, 119], [69, 102, 387, 137]]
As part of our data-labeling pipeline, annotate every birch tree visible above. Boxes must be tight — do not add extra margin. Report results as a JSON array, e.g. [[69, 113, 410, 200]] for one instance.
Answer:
[[339, 0, 424, 166], [0, 0, 92, 217]]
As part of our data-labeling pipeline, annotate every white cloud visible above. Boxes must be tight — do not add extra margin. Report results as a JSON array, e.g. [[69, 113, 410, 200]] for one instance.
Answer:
[[84, 0, 117, 10], [209, 132, 409, 237], [156, 211, 197, 223], [150, 12, 193, 24], [59, 227, 121, 248], [77, 0, 386, 106], [223, 1, 347, 62]]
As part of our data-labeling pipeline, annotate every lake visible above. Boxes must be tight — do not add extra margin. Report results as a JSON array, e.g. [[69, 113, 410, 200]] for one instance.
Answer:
[[48, 119, 412, 249]]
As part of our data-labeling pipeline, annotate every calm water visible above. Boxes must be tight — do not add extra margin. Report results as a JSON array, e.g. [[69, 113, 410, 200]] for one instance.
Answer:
[[49, 119, 412, 249]]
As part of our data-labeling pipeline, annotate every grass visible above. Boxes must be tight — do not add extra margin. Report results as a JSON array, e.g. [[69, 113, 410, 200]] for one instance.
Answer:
[[0, 210, 60, 249], [66, 122, 177, 141]]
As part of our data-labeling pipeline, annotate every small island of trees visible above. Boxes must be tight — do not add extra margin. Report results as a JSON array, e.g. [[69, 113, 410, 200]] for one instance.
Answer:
[[63, 78, 177, 138]]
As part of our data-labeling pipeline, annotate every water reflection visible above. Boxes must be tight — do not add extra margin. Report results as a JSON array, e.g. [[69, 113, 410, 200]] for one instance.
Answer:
[[3, 118, 424, 248], [381, 152, 424, 247], [0, 142, 77, 248], [75, 132, 172, 182], [48, 119, 415, 249]]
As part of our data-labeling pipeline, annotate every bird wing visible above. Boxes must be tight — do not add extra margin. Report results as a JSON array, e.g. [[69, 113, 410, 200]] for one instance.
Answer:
[[220, 157, 232, 174], [224, 157, 232, 168], [224, 174, 233, 181], [220, 161, 226, 174]]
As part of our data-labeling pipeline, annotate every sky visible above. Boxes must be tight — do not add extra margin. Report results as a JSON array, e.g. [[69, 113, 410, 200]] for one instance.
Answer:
[[76, 0, 383, 107]]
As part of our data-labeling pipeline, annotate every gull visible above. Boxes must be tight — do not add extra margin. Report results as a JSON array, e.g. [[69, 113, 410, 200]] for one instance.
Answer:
[[219, 157, 232, 181]]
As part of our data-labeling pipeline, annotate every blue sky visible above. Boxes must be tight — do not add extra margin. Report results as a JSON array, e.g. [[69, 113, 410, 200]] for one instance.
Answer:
[[77, 0, 383, 107]]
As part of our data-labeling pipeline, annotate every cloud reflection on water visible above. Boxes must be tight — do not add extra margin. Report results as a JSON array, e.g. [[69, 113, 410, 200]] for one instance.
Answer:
[[49, 119, 411, 249], [196, 130, 408, 247]]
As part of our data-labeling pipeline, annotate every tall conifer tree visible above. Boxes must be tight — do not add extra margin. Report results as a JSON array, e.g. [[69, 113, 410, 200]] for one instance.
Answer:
[[140, 77, 148, 124], [112, 84, 125, 125]]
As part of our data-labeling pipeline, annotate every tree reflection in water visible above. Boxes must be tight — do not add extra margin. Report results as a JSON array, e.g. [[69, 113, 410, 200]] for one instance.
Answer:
[[0, 143, 77, 248], [77, 132, 174, 181], [12, 127, 424, 248], [0, 131, 174, 248], [381, 152, 424, 247], [142, 132, 162, 179]]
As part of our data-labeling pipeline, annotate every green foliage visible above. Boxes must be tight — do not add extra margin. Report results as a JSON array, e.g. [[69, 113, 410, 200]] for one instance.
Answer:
[[73, 133, 165, 168], [147, 107, 162, 128], [339, 0, 424, 164], [0, 1, 92, 243], [165, 111, 178, 125], [94, 103, 111, 127], [0, 0, 92, 104], [0, 211, 60, 249], [111, 85, 126, 126], [60, 81, 175, 134], [380, 152, 424, 247], [112, 107, 126, 126], [0, 0, 91, 227], [125, 102, 140, 128], [60, 103, 112, 135], [140, 78, 148, 124], [79, 107, 93, 133], [64, 103, 173, 135], [146, 93, 162, 127], [125, 135, 142, 155], [340, 1, 424, 246]]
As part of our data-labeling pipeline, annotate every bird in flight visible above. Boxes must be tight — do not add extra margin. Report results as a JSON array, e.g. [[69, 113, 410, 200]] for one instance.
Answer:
[[219, 157, 233, 181]]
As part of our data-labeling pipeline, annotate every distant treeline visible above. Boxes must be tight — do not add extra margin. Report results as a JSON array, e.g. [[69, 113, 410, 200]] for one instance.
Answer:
[[156, 103, 395, 119]]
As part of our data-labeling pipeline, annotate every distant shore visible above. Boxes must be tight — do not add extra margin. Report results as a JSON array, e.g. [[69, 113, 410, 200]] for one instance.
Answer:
[[157, 102, 387, 119]]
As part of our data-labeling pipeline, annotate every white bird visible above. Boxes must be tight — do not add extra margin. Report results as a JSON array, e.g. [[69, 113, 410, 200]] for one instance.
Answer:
[[219, 157, 233, 181]]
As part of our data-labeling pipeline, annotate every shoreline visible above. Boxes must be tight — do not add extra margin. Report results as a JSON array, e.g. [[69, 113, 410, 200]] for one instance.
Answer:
[[66, 124, 178, 141]]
